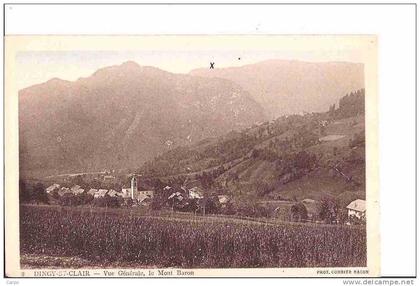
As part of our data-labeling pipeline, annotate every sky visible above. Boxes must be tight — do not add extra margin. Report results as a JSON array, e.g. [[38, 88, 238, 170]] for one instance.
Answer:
[[16, 48, 366, 90]]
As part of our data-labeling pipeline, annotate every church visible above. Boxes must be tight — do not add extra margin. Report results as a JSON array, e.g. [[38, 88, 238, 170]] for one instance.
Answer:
[[121, 176, 154, 203]]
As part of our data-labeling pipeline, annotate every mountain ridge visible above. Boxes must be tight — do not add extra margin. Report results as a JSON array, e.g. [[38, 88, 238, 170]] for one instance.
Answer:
[[190, 60, 364, 118], [19, 61, 266, 177]]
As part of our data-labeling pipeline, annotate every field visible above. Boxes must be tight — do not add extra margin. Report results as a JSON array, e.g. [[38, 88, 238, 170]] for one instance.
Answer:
[[20, 205, 366, 269]]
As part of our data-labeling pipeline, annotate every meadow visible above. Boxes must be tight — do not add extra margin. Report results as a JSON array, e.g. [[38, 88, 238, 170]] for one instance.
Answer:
[[20, 205, 366, 268]]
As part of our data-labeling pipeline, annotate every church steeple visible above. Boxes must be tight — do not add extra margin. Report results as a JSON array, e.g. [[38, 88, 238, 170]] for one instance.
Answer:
[[131, 176, 138, 200]]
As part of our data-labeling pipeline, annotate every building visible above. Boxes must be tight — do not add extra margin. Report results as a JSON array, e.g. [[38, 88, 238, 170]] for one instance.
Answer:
[[346, 199, 366, 221], [107, 189, 119, 197], [87, 188, 98, 196], [58, 187, 72, 197], [138, 190, 154, 199], [70, 185, 81, 192], [131, 176, 138, 199], [137, 193, 153, 205], [188, 187, 204, 199], [217, 195, 230, 205], [71, 185, 85, 195], [45, 184, 60, 194], [103, 175, 115, 182], [121, 188, 131, 198], [121, 176, 138, 199], [94, 189, 108, 198], [73, 188, 85, 195], [168, 191, 185, 202]]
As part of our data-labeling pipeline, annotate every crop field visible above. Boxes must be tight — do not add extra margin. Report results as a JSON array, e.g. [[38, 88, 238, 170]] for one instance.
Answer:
[[20, 205, 366, 268]]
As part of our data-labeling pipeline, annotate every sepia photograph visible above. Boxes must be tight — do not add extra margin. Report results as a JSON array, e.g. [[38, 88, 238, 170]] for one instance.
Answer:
[[5, 35, 380, 277]]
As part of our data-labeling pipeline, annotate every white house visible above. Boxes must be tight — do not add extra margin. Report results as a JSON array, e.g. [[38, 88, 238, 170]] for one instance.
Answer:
[[107, 189, 119, 197], [73, 188, 85, 195], [346, 199, 366, 221], [217, 195, 230, 205], [70, 185, 81, 192], [45, 184, 60, 194], [168, 192, 185, 201], [188, 187, 204, 199], [94, 189, 108, 198]]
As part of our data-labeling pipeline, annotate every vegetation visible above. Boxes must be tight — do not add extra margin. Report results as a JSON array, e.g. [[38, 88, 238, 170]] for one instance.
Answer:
[[19, 180, 49, 204], [136, 90, 365, 204], [334, 89, 365, 119], [20, 205, 366, 268], [19, 90, 366, 223]]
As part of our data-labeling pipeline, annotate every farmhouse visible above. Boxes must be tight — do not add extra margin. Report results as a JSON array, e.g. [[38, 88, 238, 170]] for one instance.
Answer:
[[70, 185, 85, 195], [346, 199, 366, 221]]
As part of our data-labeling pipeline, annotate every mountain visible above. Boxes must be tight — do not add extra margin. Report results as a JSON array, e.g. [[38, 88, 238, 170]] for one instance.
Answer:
[[19, 61, 266, 177], [140, 90, 366, 202], [190, 60, 364, 118]]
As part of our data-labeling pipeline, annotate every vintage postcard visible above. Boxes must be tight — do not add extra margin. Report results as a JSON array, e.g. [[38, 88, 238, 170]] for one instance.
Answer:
[[5, 35, 379, 277]]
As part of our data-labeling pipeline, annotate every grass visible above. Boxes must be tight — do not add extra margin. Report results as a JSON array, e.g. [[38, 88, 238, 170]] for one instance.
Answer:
[[20, 205, 366, 268]]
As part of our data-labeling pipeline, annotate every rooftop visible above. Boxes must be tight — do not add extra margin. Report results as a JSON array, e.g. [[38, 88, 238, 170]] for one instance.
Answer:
[[346, 199, 366, 212]]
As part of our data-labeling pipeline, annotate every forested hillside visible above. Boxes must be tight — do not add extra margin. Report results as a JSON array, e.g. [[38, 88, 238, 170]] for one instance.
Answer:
[[140, 89, 366, 202]]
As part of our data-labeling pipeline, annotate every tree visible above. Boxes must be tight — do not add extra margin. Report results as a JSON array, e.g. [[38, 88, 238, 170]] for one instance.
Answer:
[[319, 197, 338, 224], [255, 181, 274, 196], [92, 195, 120, 208], [19, 179, 30, 203], [329, 104, 336, 115], [72, 175, 85, 187], [60, 193, 76, 206], [290, 202, 308, 222], [32, 182, 49, 204], [251, 149, 260, 159], [198, 195, 220, 215]]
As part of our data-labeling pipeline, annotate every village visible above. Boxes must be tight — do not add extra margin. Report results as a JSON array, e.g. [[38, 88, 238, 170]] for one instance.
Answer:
[[37, 173, 366, 225]]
